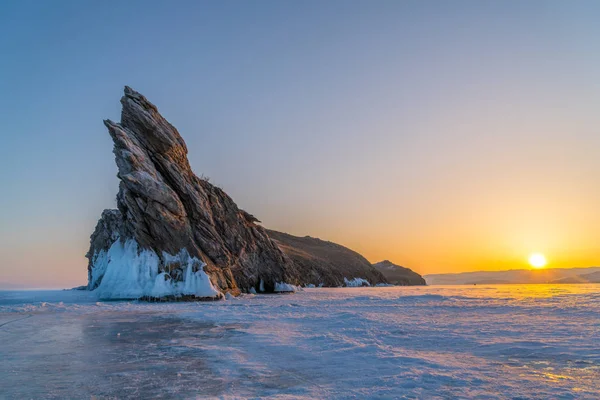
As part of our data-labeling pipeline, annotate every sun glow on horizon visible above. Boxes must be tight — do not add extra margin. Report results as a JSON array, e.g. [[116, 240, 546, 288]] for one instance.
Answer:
[[528, 253, 547, 269]]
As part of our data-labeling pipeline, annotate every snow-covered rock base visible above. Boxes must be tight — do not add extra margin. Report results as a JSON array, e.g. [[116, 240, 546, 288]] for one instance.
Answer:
[[89, 239, 221, 300], [274, 282, 300, 292]]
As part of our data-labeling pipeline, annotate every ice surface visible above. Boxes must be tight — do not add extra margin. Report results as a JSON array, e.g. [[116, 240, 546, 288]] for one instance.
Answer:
[[92, 239, 220, 300], [1, 284, 599, 399]]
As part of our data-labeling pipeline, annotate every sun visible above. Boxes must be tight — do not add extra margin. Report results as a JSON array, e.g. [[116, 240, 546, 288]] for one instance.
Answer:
[[528, 253, 547, 269]]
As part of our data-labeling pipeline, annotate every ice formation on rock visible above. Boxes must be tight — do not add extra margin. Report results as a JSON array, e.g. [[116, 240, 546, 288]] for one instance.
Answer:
[[92, 239, 220, 300], [344, 277, 371, 287]]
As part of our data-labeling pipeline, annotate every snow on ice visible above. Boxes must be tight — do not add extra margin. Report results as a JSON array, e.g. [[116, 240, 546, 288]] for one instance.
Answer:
[[1, 285, 599, 399]]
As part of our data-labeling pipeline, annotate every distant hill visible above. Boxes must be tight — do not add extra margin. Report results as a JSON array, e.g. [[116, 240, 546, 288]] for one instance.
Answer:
[[372, 260, 426, 286], [425, 267, 600, 285], [552, 271, 600, 284]]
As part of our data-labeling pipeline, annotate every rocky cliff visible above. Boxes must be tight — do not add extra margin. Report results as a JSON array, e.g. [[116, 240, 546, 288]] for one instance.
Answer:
[[372, 260, 426, 286], [87, 87, 300, 299], [266, 230, 388, 286]]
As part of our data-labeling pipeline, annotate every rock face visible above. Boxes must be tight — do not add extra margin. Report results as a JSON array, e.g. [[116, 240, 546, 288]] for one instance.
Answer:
[[87, 87, 300, 299], [372, 260, 426, 286], [266, 230, 388, 286]]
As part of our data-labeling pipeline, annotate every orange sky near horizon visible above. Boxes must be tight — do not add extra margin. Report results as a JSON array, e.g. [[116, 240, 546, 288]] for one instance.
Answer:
[[260, 108, 600, 276], [267, 184, 600, 276]]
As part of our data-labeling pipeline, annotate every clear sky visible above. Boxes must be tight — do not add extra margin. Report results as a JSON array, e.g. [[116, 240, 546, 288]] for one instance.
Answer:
[[1, 0, 600, 288]]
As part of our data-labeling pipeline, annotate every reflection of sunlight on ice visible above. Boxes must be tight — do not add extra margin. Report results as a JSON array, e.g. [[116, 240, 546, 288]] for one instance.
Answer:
[[542, 372, 573, 381], [442, 283, 598, 300]]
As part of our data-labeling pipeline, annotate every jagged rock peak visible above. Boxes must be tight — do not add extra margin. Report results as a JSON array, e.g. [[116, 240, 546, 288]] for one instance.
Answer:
[[86, 86, 300, 300]]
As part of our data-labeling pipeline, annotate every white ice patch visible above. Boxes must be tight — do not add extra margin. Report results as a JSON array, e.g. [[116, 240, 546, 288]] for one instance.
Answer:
[[344, 277, 371, 287], [274, 282, 298, 292], [92, 239, 220, 300], [225, 292, 235, 300]]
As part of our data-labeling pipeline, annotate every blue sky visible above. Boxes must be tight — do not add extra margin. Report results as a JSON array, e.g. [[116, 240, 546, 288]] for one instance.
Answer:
[[1, 1, 600, 287]]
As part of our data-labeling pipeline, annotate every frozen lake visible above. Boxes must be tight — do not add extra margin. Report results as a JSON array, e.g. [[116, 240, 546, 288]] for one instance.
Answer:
[[1, 285, 599, 399]]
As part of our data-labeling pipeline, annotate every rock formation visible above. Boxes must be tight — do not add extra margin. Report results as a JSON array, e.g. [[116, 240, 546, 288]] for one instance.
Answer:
[[87, 87, 300, 299], [266, 230, 388, 286], [372, 260, 426, 286], [87, 87, 423, 300]]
